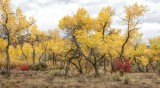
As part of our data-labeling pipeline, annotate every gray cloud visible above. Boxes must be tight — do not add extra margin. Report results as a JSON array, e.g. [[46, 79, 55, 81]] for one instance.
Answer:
[[54, 0, 77, 4], [144, 13, 160, 24], [19, 0, 77, 8], [147, 0, 160, 3], [11, 0, 160, 44]]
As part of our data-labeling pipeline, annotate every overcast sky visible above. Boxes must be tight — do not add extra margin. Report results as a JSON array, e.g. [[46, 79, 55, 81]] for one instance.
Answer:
[[11, 0, 160, 44]]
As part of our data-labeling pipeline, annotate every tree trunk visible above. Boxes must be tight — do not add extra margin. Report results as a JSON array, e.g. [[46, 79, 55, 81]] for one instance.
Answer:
[[32, 46, 35, 65], [134, 56, 143, 72], [102, 24, 106, 73], [71, 59, 83, 74], [145, 65, 149, 72], [21, 46, 28, 65], [6, 42, 10, 77], [93, 64, 99, 76], [6, 34, 10, 77], [65, 59, 71, 76], [104, 58, 107, 73], [110, 58, 114, 71], [119, 44, 125, 61], [78, 59, 83, 74], [119, 20, 130, 61], [52, 52, 55, 66], [20, 40, 29, 65]]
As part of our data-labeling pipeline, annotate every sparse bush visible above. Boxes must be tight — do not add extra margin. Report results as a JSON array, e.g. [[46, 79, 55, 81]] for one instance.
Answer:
[[123, 74, 131, 84], [111, 72, 121, 81], [94, 74, 99, 78], [50, 69, 62, 76], [31, 62, 47, 71]]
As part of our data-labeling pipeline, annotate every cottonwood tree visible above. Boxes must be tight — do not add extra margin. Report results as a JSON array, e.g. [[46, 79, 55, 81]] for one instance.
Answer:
[[95, 6, 115, 72], [25, 24, 47, 65], [47, 29, 69, 68], [145, 37, 160, 71], [48, 29, 60, 66], [75, 30, 105, 76], [119, 3, 147, 61], [59, 8, 94, 75], [103, 29, 122, 70]]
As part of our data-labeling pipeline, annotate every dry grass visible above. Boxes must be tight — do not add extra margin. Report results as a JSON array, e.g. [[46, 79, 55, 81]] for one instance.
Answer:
[[0, 70, 160, 88]]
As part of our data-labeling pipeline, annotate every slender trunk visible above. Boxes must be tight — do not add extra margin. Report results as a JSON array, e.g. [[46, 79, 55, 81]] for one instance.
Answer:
[[85, 62, 88, 73], [6, 34, 10, 77], [52, 52, 55, 66], [39, 53, 43, 63], [111, 57, 114, 71], [102, 28, 105, 39], [102, 24, 106, 73], [60, 61, 64, 69], [32, 45, 35, 65], [6, 42, 10, 77], [71, 59, 83, 74], [109, 53, 114, 71], [78, 59, 83, 74], [119, 19, 130, 61], [20, 44, 28, 65], [104, 58, 106, 73]]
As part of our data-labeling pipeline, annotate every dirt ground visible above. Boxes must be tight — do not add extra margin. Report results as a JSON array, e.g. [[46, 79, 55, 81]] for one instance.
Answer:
[[0, 70, 160, 88]]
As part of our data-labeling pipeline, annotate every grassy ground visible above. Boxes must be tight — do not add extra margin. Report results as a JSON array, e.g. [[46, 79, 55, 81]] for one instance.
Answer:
[[0, 70, 160, 88]]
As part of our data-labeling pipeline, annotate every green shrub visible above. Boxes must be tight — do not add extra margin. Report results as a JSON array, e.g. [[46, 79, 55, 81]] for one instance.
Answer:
[[31, 62, 47, 71], [94, 74, 99, 78], [50, 69, 62, 76], [111, 72, 121, 81]]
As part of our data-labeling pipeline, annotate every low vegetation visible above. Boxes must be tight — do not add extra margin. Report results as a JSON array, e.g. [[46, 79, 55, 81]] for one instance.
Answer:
[[0, 71, 160, 88]]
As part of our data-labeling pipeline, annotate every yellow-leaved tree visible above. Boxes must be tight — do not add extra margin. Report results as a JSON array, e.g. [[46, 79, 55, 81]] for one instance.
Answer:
[[26, 24, 47, 65], [59, 8, 94, 75], [119, 3, 147, 61]]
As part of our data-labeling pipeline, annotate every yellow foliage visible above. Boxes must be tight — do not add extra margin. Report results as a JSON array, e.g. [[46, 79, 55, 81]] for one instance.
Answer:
[[9, 45, 22, 59], [22, 43, 33, 61], [96, 6, 115, 32], [0, 38, 7, 52], [59, 8, 94, 36]]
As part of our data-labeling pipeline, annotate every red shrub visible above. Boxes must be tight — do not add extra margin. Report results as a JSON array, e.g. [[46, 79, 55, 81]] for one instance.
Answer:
[[123, 60, 131, 72], [16, 65, 30, 71], [111, 60, 131, 75]]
